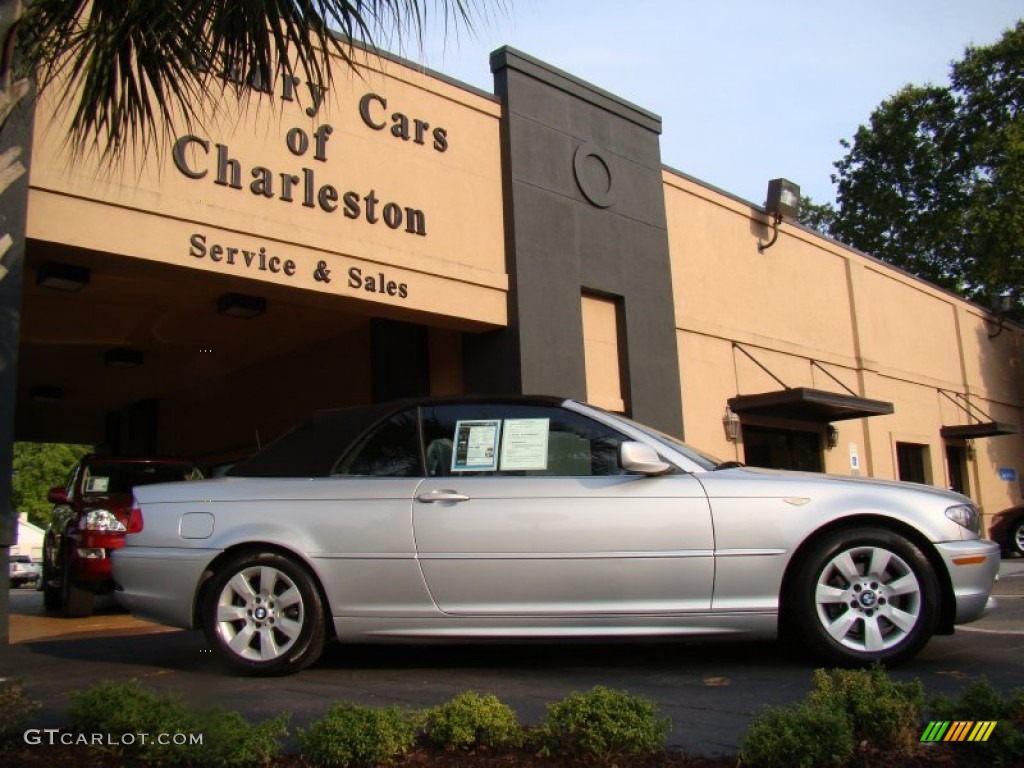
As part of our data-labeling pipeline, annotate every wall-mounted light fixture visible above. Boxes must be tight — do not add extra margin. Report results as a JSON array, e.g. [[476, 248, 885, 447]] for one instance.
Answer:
[[218, 293, 266, 319], [31, 386, 64, 403], [986, 293, 1015, 339], [722, 406, 742, 442], [105, 348, 144, 368], [759, 178, 801, 253], [826, 424, 839, 450], [36, 261, 91, 292]]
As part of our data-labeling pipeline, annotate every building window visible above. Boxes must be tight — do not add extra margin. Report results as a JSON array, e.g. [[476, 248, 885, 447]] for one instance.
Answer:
[[742, 426, 823, 472], [945, 444, 969, 495], [896, 442, 931, 484], [581, 293, 627, 413]]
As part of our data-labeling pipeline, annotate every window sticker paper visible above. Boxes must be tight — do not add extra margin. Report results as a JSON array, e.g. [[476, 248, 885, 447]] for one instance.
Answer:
[[86, 477, 110, 493], [451, 419, 501, 472], [499, 419, 550, 470]]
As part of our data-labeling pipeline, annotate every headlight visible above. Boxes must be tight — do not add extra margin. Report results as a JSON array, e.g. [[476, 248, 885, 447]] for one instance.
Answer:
[[945, 503, 981, 535], [80, 509, 126, 532]]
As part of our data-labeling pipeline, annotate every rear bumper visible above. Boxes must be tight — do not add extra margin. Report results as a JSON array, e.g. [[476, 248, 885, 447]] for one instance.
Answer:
[[112, 546, 220, 629], [67, 530, 126, 588], [934, 539, 1001, 624]]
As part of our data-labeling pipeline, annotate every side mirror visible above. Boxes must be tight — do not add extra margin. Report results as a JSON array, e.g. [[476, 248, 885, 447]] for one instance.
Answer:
[[620, 441, 672, 475], [47, 486, 69, 504]]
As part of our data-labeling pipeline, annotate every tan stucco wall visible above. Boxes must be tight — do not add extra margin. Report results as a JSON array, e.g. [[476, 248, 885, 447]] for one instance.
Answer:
[[26, 49, 507, 329], [664, 170, 1024, 524]]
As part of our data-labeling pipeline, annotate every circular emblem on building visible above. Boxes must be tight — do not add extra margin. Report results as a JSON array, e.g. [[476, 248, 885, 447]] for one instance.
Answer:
[[573, 142, 616, 208]]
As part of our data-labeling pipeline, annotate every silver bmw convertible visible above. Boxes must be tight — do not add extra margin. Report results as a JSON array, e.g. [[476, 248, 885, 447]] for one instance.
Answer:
[[112, 396, 999, 675]]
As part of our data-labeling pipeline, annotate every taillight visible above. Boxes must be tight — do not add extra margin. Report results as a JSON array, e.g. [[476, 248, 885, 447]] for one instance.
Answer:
[[126, 502, 144, 533]]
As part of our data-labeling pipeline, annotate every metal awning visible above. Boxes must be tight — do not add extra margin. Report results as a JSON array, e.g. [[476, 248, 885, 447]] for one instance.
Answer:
[[728, 387, 895, 423], [940, 422, 1020, 439], [937, 389, 1020, 440]]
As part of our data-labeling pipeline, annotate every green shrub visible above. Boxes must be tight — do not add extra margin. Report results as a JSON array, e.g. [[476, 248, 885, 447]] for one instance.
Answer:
[[68, 679, 289, 766], [0, 679, 40, 741], [69, 679, 196, 763], [740, 700, 855, 768], [192, 708, 290, 767], [929, 677, 1024, 766], [423, 691, 522, 750], [536, 685, 670, 762], [298, 703, 419, 767], [807, 666, 925, 749]]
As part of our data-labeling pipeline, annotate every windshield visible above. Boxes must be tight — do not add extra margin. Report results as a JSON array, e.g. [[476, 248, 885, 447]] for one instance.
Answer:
[[82, 462, 203, 495]]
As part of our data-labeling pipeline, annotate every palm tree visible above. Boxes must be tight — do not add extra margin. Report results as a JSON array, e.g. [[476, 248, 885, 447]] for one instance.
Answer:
[[0, 0, 497, 255]]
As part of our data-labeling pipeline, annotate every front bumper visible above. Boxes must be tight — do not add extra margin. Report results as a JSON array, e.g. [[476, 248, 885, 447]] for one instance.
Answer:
[[112, 546, 220, 629], [934, 539, 1001, 624]]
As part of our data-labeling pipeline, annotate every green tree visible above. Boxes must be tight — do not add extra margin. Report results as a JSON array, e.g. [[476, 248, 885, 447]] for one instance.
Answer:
[[797, 194, 836, 236], [11, 442, 90, 528], [816, 21, 1024, 321]]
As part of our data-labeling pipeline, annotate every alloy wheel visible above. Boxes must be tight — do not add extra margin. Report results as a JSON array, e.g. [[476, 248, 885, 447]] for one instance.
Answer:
[[813, 545, 922, 653], [214, 565, 306, 662]]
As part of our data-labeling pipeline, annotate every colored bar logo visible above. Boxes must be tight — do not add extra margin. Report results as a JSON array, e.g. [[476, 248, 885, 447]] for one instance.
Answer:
[[920, 721, 997, 742]]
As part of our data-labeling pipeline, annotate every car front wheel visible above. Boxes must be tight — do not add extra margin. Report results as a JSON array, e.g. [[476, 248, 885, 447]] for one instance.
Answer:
[[1010, 518, 1024, 557], [202, 552, 326, 676], [61, 559, 95, 618], [791, 527, 939, 666], [42, 533, 63, 610]]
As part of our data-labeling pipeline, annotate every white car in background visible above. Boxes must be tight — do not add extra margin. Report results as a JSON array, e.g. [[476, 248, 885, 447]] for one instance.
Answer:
[[9, 554, 42, 588]]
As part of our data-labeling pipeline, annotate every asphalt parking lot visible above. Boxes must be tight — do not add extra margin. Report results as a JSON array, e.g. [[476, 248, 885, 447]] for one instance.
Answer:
[[3, 558, 1023, 757]]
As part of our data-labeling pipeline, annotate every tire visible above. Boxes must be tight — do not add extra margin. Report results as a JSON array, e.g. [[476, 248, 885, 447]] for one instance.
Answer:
[[42, 558, 63, 610], [42, 532, 64, 610], [790, 527, 939, 666], [61, 561, 95, 618], [1009, 518, 1024, 557], [202, 551, 326, 676]]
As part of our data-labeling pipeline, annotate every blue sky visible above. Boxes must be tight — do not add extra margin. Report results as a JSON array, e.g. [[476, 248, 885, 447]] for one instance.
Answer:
[[402, 0, 1023, 207]]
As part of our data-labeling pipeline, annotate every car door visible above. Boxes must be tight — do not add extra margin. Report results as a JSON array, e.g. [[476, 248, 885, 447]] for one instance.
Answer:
[[412, 402, 715, 616]]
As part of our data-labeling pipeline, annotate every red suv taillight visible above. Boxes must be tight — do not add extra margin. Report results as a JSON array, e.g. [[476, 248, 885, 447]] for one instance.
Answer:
[[126, 502, 144, 534]]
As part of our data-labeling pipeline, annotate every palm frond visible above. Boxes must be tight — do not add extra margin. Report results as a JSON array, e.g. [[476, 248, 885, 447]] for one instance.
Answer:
[[16, 0, 502, 160]]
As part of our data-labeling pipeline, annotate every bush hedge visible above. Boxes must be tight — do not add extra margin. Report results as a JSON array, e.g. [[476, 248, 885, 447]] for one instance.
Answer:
[[4, 669, 1022, 766]]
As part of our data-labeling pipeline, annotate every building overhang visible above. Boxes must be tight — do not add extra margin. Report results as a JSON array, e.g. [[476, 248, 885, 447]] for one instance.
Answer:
[[727, 387, 895, 423], [939, 422, 1020, 440]]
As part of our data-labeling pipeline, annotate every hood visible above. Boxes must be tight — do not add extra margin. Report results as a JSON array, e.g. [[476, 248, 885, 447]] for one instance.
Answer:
[[708, 465, 973, 506]]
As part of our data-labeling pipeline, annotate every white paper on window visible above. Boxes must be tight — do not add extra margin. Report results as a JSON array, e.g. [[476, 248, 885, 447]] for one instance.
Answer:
[[499, 419, 550, 470]]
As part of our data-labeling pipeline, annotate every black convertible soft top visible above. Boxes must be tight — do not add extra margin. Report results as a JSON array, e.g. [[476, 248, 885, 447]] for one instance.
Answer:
[[226, 400, 407, 478], [226, 395, 566, 478]]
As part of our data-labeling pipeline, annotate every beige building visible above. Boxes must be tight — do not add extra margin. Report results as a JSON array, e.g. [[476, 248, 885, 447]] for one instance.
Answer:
[[665, 173, 1022, 527], [2, 44, 1021, 544]]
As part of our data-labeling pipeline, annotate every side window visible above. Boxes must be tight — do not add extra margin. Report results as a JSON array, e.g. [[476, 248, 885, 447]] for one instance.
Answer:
[[421, 403, 628, 478], [332, 408, 422, 477]]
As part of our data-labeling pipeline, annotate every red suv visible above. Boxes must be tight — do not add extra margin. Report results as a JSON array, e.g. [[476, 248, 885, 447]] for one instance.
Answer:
[[43, 455, 203, 617]]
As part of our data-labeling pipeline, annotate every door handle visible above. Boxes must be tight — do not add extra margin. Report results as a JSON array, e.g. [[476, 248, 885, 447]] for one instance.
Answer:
[[416, 489, 470, 503]]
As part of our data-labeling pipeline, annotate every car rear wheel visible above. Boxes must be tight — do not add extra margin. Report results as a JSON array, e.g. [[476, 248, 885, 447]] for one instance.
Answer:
[[791, 527, 939, 666], [202, 552, 326, 676]]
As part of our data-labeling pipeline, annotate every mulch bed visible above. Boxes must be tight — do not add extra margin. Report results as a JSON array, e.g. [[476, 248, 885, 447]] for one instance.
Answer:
[[2, 741, 999, 767]]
